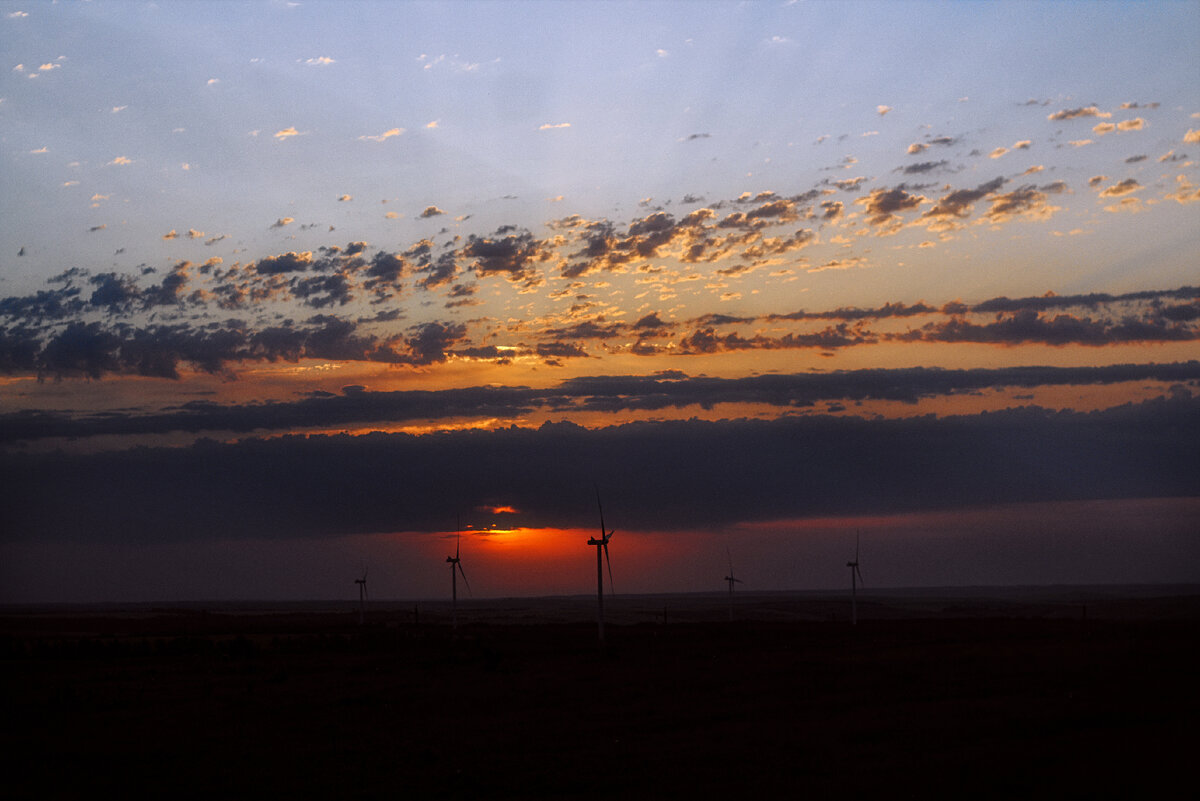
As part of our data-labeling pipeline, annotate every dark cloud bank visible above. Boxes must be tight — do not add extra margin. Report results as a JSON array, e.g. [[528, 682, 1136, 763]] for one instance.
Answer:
[[4, 361, 1199, 444], [3, 392, 1196, 544]]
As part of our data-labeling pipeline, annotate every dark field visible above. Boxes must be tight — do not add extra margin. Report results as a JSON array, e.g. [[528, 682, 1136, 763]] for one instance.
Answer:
[[4, 588, 1198, 800]]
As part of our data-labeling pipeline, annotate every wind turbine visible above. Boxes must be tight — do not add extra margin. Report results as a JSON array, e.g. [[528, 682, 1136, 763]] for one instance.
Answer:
[[355, 567, 368, 625], [446, 519, 471, 630], [724, 547, 743, 621], [588, 488, 615, 644], [847, 531, 864, 626]]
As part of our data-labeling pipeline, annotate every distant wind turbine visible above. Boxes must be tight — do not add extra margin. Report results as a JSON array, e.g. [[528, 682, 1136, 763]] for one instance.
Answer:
[[588, 488, 615, 644], [847, 532, 864, 626], [724, 547, 743, 622], [447, 518, 471, 630], [355, 567, 368, 625]]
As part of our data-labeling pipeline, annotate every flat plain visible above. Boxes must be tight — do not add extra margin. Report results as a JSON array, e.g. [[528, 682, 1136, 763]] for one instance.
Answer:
[[4, 587, 1197, 800]]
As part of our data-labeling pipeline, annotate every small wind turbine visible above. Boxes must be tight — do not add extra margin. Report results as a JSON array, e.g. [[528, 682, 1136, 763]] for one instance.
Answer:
[[588, 488, 615, 644], [355, 567, 368, 625], [724, 547, 743, 622], [446, 518, 471, 630], [847, 531, 864, 625]]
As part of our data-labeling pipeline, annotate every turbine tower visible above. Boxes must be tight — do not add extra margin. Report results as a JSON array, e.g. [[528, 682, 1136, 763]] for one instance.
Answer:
[[847, 532, 864, 625], [588, 488, 615, 644], [446, 520, 470, 630], [724, 547, 743, 622], [355, 567, 368, 625]]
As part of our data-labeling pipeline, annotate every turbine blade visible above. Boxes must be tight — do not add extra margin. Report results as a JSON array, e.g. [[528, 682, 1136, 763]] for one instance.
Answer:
[[595, 486, 606, 540], [456, 528, 461, 560], [856, 565, 864, 587], [603, 541, 614, 596], [458, 562, 471, 594], [727, 546, 733, 575]]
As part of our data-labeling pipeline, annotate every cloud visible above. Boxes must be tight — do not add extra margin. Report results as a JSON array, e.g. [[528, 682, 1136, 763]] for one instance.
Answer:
[[855, 186, 926, 230], [876, 105, 892, 116], [461, 229, 553, 287], [270, 217, 295, 229], [1184, 129, 1200, 144], [907, 143, 928, 155], [303, 56, 336, 66], [255, 251, 313, 274], [358, 127, 404, 142], [1047, 106, 1111, 121], [898, 160, 949, 175], [338, 194, 353, 202], [899, 308, 1196, 346], [983, 186, 1060, 224], [162, 230, 178, 240], [539, 122, 571, 130], [831, 176, 868, 191], [4, 392, 1196, 540], [919, 177, 1006, 230], [1166, 175, 1200, 204], [108, 156, 133, 166], [273, 127, 300, 140], [1094, 118, 1144, 136], [419, 206, 445, 218], [1098, 179, 1141, 198]]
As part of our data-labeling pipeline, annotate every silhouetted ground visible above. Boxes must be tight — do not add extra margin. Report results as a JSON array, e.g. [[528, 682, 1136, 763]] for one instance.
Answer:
[[4, 588, 1198, 800]]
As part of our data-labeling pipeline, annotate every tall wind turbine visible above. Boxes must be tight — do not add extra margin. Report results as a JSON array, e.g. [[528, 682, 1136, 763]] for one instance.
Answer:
[[588, 488, 615, 644], [446, 520, 470, 630], [355, 567, 368, 625], [847, 532, 864, 625], [724, 547, 743, 622]]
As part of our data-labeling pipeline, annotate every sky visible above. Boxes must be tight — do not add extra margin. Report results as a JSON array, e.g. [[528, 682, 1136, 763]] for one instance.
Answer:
[[1, 0, 1198, 604]]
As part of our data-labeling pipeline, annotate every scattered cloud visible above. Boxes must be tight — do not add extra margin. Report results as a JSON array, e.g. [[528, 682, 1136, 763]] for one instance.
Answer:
[[302, 56, 336, 66], [358, 127, 404, 143], [1098, 179, 1141, 198], [420, 206, 445, 218], [273, 127, 300, 140], [539, 122, 571, 130], [1047, 106, 1111, 121], [270, 217, 295, 229]]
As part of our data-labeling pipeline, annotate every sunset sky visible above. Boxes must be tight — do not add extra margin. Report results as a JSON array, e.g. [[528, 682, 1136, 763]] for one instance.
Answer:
[[2, 0, 1198, 603]]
